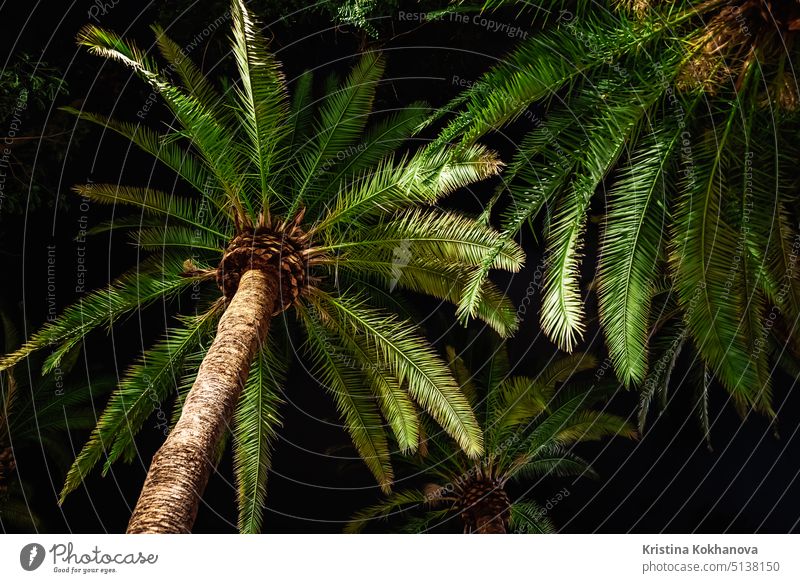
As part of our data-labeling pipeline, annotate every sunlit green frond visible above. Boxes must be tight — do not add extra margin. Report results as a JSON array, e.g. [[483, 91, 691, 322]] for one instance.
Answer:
[[77, 24, 247, 205], [729, 111, 774, 405], [230, 0, 289, 207], [319, 144, 502, 229], [490, 352, 599, 441], [431, 10, 672, 148], [638, 318, 685, 431], [598, 122, 679, 385], [309, 291, 483, 458], [456, 126, 580, 322], [327, 208, 524, 272], [313, 304, 420, 454], [233, 335, 287, 534], [59, 304, 222, 502], [133, 226, 227, 254], [150, 24, 227, 123], [315, 104, 429, 198]]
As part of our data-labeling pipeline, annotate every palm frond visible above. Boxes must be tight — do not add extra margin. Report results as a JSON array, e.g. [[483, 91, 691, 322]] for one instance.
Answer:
[[77, 24, 247, 208], [0, 253, 205, 374], [344, 488, 429, 533], [230, 0, 289, 208], [319, 144, 502, 229], [60, 304, 221, 501], [509, 500, 556, 534], [309, 291, 483, 458], [511, 451, 596, 481], [333, 257, 519, 337], [300, 307, 393, 491], [540, 89, 657, 352], [598, 121, 680, 385], [133, 225, 227, 255], [315, 104, 429, 199], [233, 334, 287, 534], [150, 24, 228, 124], [292, 52, 385, 207], [326, 208, 524, 272], [669, 106, 764, 412], [60, 108, 212, 195], [73, 183, 225, 237], [430, 10, 674, 147]]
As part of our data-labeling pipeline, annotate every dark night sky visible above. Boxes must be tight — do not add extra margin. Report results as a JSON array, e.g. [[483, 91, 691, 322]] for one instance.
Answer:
[[1, 0, 799, 533]]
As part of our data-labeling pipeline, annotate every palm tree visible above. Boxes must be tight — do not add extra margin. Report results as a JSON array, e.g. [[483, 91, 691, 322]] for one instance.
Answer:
[[430, 0, 800, 425], [346, 346, 635, 533], [0, 0, 525, 533], [0, 309, 114, 531]]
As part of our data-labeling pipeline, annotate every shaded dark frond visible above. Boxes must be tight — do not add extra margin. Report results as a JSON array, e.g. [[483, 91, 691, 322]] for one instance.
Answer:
[[73, 184, 226, 238], [300, 306, 393, 491], [669, 107, 764, 412], [314, 104, 430, 200], [344, 488, 429, 533], [509, 500, 556, 534], [60, 108, 212, 196]]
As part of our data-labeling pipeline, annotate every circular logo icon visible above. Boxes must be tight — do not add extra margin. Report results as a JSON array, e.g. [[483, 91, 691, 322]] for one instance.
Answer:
[[20, 543, 46, 571]]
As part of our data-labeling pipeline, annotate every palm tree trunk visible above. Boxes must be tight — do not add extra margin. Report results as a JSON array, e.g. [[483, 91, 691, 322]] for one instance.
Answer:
[[127, 269, 278, 533], [474, 514, 507, 534]]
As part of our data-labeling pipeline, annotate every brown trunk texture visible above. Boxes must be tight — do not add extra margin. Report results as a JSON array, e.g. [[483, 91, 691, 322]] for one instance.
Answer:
[[126, 269, 277, 533]]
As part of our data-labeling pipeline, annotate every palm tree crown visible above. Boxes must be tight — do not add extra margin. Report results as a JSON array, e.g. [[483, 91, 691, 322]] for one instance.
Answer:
[[347, 346, 635, 533], [0, 0, 525, 532]]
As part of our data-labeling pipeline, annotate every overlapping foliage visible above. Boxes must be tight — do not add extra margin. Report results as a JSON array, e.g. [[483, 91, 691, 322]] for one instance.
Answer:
[[0, 0, 525, 533]]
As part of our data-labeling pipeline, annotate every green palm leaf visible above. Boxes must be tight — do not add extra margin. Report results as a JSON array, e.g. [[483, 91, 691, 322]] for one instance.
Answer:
[[310, 291, 483, 458], [233, 335, 287, 534], [60, 304, 221, 501]]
